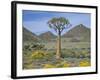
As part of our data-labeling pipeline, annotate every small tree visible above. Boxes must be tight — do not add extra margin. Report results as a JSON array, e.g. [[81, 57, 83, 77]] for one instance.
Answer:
[[47, 17, 71, 59]]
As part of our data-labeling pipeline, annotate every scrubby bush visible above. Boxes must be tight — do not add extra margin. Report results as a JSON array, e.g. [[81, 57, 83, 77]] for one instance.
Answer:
[[71, 38, 80, 42], [23, 43, 45, 53], [56, 61, 70, 68], [78, 50, 90, 58], [61, 49, 90, 58], [43, 60, 70, 68], [79, 60, 91, 67], [31, 43, 45, 50], [61, 49, 76, 58], [24, 45, 30, 50], [32, 50, 46, 59], [31, 50, 53, 60], [23, 63, 33, 69], [43, 64, 56, 68]]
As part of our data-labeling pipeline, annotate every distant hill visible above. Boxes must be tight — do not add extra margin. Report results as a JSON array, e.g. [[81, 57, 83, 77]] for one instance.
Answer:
[[23, 24, 90, 42], [63, 24, 90, 41], [39, 31, 56, 41], [23, 27, 39, 42]]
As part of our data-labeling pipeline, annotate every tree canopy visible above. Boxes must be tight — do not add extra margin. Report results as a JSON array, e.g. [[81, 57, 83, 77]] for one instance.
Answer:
[[47, 17, 71, 34]]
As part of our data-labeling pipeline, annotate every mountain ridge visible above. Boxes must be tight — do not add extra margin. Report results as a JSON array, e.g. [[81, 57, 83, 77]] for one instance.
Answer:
[[23, 24, 90, 42], [63, 24, 90, 38], [39, 31, 56, 41], [23, 27, 39, 42]]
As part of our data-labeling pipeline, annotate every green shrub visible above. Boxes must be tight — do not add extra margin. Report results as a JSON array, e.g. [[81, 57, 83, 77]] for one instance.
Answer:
[[31, 43, 45, 50], [43, 64, 56, 68], [56, 61, 70, 68], [43, 60, 70, 68], [79, 60, 91, 67], [23, 63, 33, 69], [61, 49, 76, 58], [31, 50, 53, 60]]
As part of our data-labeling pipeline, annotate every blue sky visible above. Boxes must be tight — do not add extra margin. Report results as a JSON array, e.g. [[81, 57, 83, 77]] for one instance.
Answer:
[[23, 10, 91, 35]]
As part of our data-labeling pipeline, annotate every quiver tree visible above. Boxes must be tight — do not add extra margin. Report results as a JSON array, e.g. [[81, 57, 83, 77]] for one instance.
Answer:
[[47, 17, 71, 59]]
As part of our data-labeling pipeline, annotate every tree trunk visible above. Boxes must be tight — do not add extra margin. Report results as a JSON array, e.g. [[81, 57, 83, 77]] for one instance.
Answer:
[[56, 31, 61, 59]]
